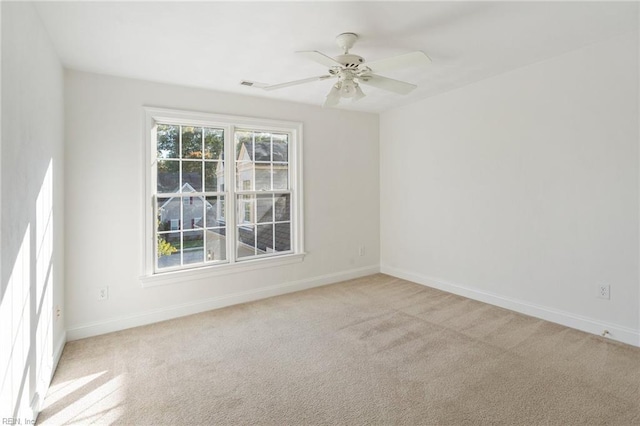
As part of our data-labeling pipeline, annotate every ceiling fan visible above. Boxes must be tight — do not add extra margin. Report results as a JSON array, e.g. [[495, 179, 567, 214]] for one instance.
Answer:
[[241, 32, 431, 107]]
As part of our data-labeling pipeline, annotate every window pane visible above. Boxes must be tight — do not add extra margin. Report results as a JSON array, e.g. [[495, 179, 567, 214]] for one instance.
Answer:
[[255, 165, 271, 191], [204, 161, 223, 192], [205, 196, 225, 227], [182, 126, 203, 159], [157, 197, 180, 231], [204, 128, 224, 160], [235, 131, 252, 160], [236, 161, 253, 191], [256, 194, 273, 223], [237, 225, 256, 258], [274, 194, 290, 222], [182, 161, 203, 192], [275, 222, 291, 252], [273, 165, 288, 190], [157, 124, 179, 159], [157, 232, 180, 269], [237, 195, 254, 224], [254, 133, 270, 161], [272, 134, 288, 162], [183, 230, 204, 265], [205, 228, 226, 261], [182, 196, 204, 230], [257, 224, 274, 254], [157, 160, 179, 193]]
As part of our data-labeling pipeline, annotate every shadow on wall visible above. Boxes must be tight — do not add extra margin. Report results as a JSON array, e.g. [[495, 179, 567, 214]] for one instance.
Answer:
[[1, 160, 56, 421]]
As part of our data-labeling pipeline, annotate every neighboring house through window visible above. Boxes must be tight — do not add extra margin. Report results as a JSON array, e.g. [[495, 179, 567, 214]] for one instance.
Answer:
[[143, 107, 304, 278]]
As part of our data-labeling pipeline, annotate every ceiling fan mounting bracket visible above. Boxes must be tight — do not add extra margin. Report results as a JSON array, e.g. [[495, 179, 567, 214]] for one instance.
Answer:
[[335, 32, 358, 54]]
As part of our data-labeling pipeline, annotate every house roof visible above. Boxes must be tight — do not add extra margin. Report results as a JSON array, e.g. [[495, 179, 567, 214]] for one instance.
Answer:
[[238, 141, 288, 162], [159, 183, 214, 210]]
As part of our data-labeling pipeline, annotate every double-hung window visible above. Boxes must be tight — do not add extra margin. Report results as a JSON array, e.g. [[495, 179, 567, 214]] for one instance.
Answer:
[[143, 108, 304, 281]]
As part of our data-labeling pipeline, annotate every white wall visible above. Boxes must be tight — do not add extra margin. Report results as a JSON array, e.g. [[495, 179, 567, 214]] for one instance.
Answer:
[[64, 71, 379, 339], [1, 2, 65, 421], [380, 33, 640, 346]]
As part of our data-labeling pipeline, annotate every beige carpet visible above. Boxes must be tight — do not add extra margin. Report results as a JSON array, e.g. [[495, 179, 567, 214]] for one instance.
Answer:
[[38, 274, 640, 425]]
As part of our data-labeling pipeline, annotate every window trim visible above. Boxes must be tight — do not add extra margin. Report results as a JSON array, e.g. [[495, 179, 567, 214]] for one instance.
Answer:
[[141, 107, 305, 286]]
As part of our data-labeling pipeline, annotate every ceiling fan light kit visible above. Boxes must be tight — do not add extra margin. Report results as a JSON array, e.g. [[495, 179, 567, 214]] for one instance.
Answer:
[[242, 32, 431, 108]]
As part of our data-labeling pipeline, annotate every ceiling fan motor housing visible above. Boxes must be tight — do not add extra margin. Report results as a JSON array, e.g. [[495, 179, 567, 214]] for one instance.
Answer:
[[334, 54, 365, 69]]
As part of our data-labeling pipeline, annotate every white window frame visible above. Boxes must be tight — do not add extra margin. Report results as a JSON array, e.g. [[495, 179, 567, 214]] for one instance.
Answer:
[[140, 107, 305, 287]]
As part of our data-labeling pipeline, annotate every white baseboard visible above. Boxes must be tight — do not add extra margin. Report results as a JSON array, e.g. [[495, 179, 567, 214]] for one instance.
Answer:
[[67, 265, 380, 341], [381, 265, 640, 348]]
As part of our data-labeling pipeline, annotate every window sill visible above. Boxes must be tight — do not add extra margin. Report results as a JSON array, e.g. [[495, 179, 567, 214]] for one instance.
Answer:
[[140, 252, 306, 288]]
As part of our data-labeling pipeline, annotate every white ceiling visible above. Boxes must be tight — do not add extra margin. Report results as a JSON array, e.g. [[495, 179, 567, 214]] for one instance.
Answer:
[[34, 1, 638, 113]]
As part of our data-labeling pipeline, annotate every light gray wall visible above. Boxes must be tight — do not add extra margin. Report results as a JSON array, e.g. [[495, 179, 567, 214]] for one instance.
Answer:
[[1, 2, 65, 420], [64, 70, 380, 338], [380, 33, 640, 346]]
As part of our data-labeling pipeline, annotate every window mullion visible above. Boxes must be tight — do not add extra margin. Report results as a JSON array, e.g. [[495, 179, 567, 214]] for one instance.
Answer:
[[150, 123, 159, 274], [270, 133, 274, 191], [227, 125, 237, 264], [179, 126, 184, 266], [235, 190, 291, 195], [153, 194, 159, 273], [252, 132, 256, 191], [201, 126, 206, 261], [272, 194, 276, 254], [289, 130, 297, 253], [201, 127, 205, 191], [157, 192, 223, 198]]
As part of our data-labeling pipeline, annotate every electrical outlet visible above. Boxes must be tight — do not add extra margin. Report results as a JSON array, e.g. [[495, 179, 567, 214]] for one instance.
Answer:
[[56, 305, 61, 319], [597, 284, 610, 300], [358, 245, 366, 257], [98, 287, 109, 301]]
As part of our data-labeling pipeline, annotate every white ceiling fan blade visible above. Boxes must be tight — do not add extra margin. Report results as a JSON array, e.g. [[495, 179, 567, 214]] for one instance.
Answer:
[[323, 85, 341, 108], [363, 51, 431, 73], [297, 50, 342, 68], [358, 74, 417, 95], [264, 75, 334, 91]]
